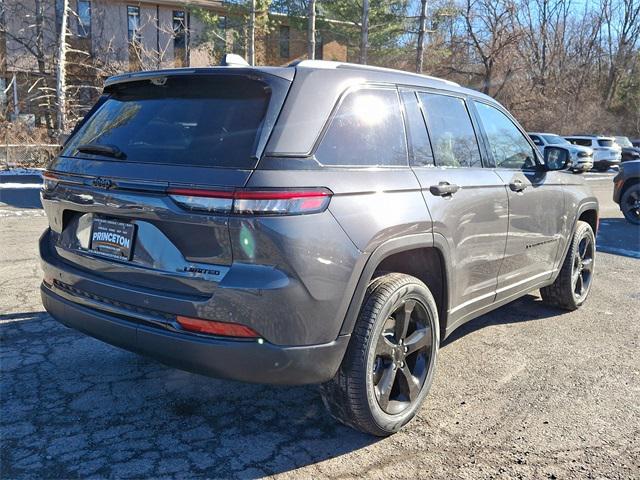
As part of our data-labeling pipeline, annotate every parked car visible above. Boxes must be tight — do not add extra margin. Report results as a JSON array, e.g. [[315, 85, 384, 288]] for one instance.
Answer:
[[631, 139, 640, 148], [40, 59, 599, 436], [565, 135, 622, 171], [613, 160, 640, 224], [528, 132, 593, 172], [613, 136, 640, 163]]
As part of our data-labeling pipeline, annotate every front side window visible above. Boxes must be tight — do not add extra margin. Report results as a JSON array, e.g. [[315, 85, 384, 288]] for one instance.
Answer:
[[315, 88, 408, 167], [77, 0, 91, 37], [127, 6, 141, 43], [474, 101, 537, 170], [418, 93, 482, 168], [529, 135, 543, 146]]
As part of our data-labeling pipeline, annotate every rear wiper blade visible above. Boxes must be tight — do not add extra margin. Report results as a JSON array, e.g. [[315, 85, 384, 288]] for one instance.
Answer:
[[76, 143, 126, 159]]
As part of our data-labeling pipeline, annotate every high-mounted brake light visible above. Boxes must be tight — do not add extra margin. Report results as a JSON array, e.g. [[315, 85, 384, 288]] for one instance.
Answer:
[[176, 316, 260, 338], [167, 188, 332, 215]]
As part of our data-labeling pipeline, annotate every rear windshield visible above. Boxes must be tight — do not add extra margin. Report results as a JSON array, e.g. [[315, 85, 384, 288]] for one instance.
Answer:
[[542, 135, 570, 145], [598, 139, 613, 147], [63, 75, 273, 168]]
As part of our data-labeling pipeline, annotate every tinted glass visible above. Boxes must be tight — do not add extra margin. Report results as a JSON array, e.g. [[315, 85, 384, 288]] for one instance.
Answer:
[[400, 91, 433, 166], [542, 134, 570, 145], [567, 138, 592, 147], [598, 139, 613, 147], [316, 89, 407, 167], [615, 136, 632, 147], [418, 93, 482, 168], [474, 102, 537, 170], [63, 76, 271, 168], [529, 135, 543, 146]]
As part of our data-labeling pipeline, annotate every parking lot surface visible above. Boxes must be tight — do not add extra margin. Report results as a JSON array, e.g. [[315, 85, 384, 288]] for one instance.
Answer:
[[1, 172, 639, 479]]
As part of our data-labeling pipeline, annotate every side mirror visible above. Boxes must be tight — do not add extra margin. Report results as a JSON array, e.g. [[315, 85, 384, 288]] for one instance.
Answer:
[[543, 146, 570, 171]]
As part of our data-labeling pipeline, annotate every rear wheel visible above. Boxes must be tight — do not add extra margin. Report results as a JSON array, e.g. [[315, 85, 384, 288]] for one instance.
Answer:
[[620, 183, 640, 225], [320, 273, 439, 436], [541, 220, 595, 310]]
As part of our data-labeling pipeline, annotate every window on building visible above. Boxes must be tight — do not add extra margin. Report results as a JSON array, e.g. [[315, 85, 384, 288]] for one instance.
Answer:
[[77, 0, 91, 37], [314, 32, 323, 60], [279, 25, 290, 58], [173, 10, 187, 66], [474, 101, 537, 170], [315, 88, 408, 167], [418, 93, 482, 168], [127, 6, 141, 43]]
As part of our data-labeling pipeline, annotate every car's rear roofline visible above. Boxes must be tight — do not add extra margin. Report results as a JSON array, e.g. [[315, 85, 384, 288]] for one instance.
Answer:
[[104, 66, 295, 89]]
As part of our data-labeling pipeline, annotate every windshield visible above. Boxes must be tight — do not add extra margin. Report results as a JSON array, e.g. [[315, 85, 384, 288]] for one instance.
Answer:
[[615, 136, 632, 147], [63, 75, 273, 169], [542, 135, 570, 145]]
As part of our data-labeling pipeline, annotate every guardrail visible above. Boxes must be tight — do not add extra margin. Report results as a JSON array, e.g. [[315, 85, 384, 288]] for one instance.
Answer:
[[1, 144, 61, 168]]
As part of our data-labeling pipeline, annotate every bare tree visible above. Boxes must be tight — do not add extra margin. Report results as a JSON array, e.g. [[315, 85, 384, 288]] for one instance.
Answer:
[[360, 0, 369, 64], [308, 0, 316, 60], [416, 0, 428, 73], [55, 0, 69, 132]]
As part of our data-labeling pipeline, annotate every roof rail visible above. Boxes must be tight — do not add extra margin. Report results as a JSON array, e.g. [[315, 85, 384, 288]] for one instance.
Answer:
[[289, 60, 461, 87]]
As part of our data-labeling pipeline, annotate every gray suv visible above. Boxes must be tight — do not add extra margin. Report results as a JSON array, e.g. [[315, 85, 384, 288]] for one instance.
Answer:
[[40, 60, 599, 436]]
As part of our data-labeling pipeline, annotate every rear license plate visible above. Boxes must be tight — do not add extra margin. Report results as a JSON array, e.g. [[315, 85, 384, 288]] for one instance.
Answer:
[[90, 218, 136, 260]]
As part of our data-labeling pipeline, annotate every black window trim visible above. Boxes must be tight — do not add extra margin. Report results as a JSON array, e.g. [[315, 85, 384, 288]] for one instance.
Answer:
[[310, 83, 410, 169], [469, 98, 543, 171], [398, 88, 434, 167]]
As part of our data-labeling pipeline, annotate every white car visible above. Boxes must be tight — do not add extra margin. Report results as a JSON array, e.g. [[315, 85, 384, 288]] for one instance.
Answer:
[[564, 135, 622, 171], [528, 132, 593, 172]]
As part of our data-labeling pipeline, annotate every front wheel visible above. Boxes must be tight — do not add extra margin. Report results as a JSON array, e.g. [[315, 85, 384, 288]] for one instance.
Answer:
[[541, 220, 595, 310], [320, 273, 439, 436]]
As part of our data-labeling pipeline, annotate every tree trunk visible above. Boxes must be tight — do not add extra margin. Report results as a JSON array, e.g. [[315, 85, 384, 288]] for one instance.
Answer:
[[248, 0, 256, 65], [307, 0, 316, 60], [360, 0, 369, 64], [55, 0, 68, 132], [416, 0, 428, 73]]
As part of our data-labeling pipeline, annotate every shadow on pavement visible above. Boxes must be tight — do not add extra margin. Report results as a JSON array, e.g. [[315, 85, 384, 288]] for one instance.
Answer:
[[0, 312, 377, 478], [596, 217, 640, 259], [442, 293, 563, 346]]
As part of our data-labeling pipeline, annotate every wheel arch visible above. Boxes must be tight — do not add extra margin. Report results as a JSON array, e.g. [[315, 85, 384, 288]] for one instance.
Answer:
[[339, 234, 452, 342]]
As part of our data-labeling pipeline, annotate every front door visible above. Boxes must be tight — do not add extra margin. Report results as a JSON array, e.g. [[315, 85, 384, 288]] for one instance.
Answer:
[[472, 100, 565, 301]]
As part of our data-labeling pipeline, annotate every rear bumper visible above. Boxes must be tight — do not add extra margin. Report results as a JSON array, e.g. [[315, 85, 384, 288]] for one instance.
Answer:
[[41, 284, 349, 385]]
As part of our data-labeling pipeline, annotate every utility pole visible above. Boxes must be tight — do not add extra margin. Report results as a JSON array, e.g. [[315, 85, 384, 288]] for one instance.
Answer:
[[307, 0, 316, 60], [248, 0, 256, 65], [416, 0, 428, 73], [360, 0, 369, 64], [55, 0, 68, 132]]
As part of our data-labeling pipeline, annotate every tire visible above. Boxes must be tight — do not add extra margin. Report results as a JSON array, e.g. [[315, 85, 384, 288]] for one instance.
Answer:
[[320, 273, 439, 436], [540, 220, 595, 310], [620, 183, 640, 225]]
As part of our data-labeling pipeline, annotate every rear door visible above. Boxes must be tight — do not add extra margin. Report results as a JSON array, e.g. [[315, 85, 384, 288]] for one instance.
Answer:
[[401, 89, 509, 326], [42, 71, 290, 296], [471, 100, 565, 301]]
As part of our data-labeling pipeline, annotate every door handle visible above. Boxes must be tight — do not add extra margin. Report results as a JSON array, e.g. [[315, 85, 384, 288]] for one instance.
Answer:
[[429, 182, 460, 197], [509, 179, 527, 192]]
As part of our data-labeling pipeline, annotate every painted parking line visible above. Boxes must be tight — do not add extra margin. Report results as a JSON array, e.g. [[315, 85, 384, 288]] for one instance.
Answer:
[[0, 183, 42, 189]]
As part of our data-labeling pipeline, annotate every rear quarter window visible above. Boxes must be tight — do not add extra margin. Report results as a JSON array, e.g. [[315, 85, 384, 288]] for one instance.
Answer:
[[62, 75, 275, 169], [315, 88, 408, 167]]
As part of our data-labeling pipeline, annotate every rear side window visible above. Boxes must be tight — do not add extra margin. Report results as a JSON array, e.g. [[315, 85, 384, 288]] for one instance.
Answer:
[[567, 138, 592, 147], [63, 76, 273, 169], [418, 93, 482, 168], [598, 139, 613, 147], [529, 135, 543, 146], [474, 101, 537, 170], [315, 88, 407, 167], [400, 90, 433, 166]]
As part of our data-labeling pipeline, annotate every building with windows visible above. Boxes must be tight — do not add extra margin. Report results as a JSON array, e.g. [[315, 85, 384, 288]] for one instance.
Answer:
[[0, 0, 347, 126]]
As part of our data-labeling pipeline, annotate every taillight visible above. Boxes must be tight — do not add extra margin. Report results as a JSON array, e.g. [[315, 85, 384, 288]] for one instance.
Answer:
[[176, 316, 260, 338], [167, 188, 332, 215], [42, 171, 59, 192]]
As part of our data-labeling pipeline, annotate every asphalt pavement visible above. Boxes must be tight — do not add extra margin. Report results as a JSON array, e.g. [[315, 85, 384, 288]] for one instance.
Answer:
[[0, 170, 638, 479]]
